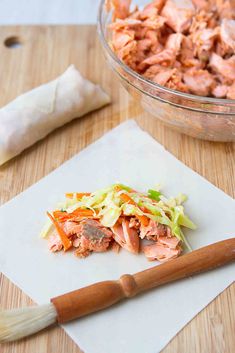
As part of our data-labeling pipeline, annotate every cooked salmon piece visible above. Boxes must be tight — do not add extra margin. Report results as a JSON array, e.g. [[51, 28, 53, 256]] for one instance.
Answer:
[[140, 219, 167, 239], [144, 64, 164, 79], [112, 32, 134, 51], [73, 219, 113, 258], [74, 247, 90, 258], [152, 69, 175, 85], [62, 221, 81, 236], [137, 38, 152, 52], [112, 218, 139, 253], [165, 69, 189, 92], [215, 0, 235, 20], [210, 53, 235, 80], [143, 242, 181, 261], [135, 39, 153, 63], [215, 40, 234, 58], [117, 40, 137, 61], [179, 35, 204, 69], [142, 0, 166, 16], [212, 84, 228, 98], [158, 236, 180, 248], [142, 16, 166, 30], [109, 18, 142, 30], [220, 19, 235, 52], [112, 223, 126, 246], [191, 0, 209, 10], [179, 37, 204, 68], [191, 28, 219, 61], [140, 5, 158, 20], [72, 237, 81, 248], [227, 82, 235, 99], [142, 49, 175, 66], [161, 0, 195, 33], [165, 33, 184, 55], [48, 232, 63, 252], [111, 0, 132, 20], [122, 218, 140, 253], [189, 8, 216, 33], [183, 68, 215, 96], [145, 29, 163, 53]]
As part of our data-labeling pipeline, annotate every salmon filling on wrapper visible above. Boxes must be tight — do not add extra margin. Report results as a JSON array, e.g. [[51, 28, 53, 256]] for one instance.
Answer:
[[42, 184, 196, 263]]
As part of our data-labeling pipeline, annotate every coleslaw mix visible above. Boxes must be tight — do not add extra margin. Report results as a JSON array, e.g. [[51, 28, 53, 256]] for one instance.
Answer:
[[41, 183, 196, 262]]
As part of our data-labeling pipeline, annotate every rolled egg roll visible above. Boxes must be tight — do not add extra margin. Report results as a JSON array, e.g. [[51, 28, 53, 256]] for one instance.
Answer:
[[0, 65, 110, 165]]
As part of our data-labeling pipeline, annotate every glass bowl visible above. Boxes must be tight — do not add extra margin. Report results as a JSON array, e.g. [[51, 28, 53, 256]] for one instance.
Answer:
[[97, 0, 235, 142]]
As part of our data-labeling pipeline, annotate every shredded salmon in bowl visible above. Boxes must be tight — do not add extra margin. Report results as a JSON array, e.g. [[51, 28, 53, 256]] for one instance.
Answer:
[[41, 183, 196, 262], [106, 0, 235, 99]]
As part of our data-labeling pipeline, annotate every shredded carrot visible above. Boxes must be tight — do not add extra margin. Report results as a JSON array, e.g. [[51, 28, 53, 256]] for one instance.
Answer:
[[53, 208, 97, 222], [119, 193, 133, 204], [72, 208, 95, 217], [136, 215, 149, 226], [65, 192, 91, 199], [53, 211, 73, 220], [47, 212, 72, 251]]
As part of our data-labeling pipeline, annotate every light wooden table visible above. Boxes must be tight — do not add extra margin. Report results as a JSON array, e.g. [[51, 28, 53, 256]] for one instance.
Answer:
[[0, 25, 234, 353]]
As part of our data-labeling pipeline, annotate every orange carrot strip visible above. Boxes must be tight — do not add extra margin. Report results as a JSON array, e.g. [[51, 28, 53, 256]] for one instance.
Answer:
[[65, 193, 91, 199], [53, 211, 72, 219], [72, 208, 96, 217], [53, 208, 98, 222], [47, 212, 72, 251], [119, 193, 134, 204], [136, 215, 149, 227], [53, 211, 76, 222]]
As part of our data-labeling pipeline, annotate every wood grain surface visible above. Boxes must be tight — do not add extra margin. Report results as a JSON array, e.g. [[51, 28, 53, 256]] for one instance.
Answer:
[[0, 25, 234, 353]]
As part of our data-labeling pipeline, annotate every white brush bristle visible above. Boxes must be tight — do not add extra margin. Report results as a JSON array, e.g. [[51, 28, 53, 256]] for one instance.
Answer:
[[0, 303, 57, 342]]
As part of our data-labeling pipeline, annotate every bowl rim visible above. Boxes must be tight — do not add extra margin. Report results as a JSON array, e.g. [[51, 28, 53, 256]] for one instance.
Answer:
[[97, 0, 235, 111]]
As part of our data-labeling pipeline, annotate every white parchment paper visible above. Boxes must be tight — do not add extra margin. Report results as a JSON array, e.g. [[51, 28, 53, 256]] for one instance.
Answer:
[[0, 120, 234, 353]]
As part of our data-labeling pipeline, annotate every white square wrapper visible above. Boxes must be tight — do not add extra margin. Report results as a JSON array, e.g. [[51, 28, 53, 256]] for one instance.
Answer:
[[0, 120, 234, 353]]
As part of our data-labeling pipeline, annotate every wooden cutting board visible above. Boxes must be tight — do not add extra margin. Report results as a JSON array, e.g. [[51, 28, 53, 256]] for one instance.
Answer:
[[0, 25, 234, 353]]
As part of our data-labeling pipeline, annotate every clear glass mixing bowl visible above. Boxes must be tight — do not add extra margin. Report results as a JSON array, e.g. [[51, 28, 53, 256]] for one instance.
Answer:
[[97, 0, 235, 141]]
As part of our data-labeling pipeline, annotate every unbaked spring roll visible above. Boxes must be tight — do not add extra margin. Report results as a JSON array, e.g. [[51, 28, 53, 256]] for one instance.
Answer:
[[0, 65, 110, 165]]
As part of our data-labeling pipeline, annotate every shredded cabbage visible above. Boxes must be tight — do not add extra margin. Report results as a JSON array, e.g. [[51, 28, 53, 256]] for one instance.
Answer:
[[100, 206, 122, 227], [40, 219, 53, 238], [148, 189, 161, 201]]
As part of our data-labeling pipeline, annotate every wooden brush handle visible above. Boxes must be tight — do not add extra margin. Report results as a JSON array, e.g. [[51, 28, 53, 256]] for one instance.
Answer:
[[51, 238, 235, 323]]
